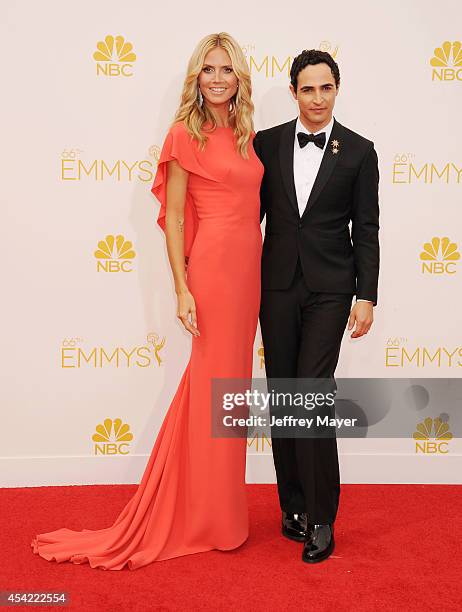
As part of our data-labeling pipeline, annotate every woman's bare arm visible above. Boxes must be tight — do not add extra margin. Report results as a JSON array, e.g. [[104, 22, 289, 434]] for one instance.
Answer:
[[164, 160, 200, 336]]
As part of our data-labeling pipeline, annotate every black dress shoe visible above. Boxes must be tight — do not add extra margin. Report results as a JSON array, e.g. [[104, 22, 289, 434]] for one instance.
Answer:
[[281, 511, 308, 542], [302, 523, 335, 563]]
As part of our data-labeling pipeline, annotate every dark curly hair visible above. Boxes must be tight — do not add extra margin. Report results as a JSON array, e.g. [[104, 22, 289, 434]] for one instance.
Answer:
[[290, 49, 340, 91]]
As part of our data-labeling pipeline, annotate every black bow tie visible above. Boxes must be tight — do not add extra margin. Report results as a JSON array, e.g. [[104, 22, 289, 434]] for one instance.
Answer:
[[297, 131, 326, 150]]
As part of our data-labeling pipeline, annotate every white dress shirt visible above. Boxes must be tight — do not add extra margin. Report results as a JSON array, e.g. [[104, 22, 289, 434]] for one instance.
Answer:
[[293, 115, 371, 304], [294, 115, 334, 217]]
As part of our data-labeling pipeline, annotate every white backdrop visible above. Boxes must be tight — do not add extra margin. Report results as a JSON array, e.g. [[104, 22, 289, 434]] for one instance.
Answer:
[[2, 0, 461, 487]]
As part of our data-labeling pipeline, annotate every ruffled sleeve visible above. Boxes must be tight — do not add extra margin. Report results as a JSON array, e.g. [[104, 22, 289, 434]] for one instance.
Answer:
[[151, 122, 217, 258]]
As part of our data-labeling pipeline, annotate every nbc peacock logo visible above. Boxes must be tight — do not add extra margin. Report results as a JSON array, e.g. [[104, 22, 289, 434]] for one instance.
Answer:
[[430, 41, 462, 81], [94, 234, 136, 272], [419, 236, 460, 274], [92, 418, 134, 455], [413, 416, 452, 454], [93, 35, 137, 77]]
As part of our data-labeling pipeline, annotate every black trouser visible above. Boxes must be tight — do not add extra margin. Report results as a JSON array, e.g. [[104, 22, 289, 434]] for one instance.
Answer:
[[259, 257, 353, 524]]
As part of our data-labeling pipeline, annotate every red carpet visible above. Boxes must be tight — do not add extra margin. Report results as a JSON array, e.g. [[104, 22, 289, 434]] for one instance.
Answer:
[[1, 484, 461, 611]]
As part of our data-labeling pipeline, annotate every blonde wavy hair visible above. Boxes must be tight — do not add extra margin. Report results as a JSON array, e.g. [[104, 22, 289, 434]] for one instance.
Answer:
[[173, 32, 254, 158]]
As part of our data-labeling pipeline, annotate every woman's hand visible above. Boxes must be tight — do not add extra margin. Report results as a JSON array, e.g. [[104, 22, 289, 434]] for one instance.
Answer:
[[176, 290, 200, 337]]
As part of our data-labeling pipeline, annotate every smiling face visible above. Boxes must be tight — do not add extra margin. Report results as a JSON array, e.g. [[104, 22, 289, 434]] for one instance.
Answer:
[[290, 62, 339, 131], [197, 46, 238, 110]]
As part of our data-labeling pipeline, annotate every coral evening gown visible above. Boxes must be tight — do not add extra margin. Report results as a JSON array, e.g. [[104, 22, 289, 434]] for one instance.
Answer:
[[31, 121, 264, 570]]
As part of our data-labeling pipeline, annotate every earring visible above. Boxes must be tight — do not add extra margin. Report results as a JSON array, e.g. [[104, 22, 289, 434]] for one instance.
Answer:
[[230, 86, 238, 112], [197, 87, 203, 106]]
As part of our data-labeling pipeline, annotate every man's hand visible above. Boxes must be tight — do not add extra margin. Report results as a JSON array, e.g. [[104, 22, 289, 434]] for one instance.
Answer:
[[347, 301, 373, 338]]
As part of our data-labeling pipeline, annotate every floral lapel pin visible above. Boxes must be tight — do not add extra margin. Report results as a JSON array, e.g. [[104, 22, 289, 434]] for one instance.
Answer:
[[331, 139, 340, 155]]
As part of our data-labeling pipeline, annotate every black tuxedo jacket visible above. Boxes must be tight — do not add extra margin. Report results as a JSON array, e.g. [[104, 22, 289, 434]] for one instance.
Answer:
[[253, 117, 380, 305]]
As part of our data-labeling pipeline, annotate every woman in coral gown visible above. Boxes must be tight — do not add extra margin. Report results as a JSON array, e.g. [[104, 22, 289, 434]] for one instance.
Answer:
[[31, 32, 263, 570]]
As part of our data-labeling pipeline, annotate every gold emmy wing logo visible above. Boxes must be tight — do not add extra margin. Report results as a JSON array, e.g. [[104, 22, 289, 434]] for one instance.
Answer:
[[60, 150, 155, 182], [430, 41, 462, 81], [94, 234, 136, 272], [392, 154, 462, 184], [257, 343, 265, 369], [92, 418, 134, 455], [149, 145, 161, 167], [385, 337, 462, 368], [147, 333, 166, 366], [413, 417, 452, 454], [61, 335, 167, 368], [318, 40, 339, 58], [420, 236, 460, 274], [248, 41, 338, 78], [93, 35, 137, 77]]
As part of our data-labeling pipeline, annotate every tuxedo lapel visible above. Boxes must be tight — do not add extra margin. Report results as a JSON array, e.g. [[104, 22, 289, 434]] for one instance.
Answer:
[[278, 118, 299, 217], [301, 118, 344, 219]]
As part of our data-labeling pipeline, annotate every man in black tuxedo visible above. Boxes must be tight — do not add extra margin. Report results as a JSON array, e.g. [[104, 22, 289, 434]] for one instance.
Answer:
[[253, 50, 379, 563]]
